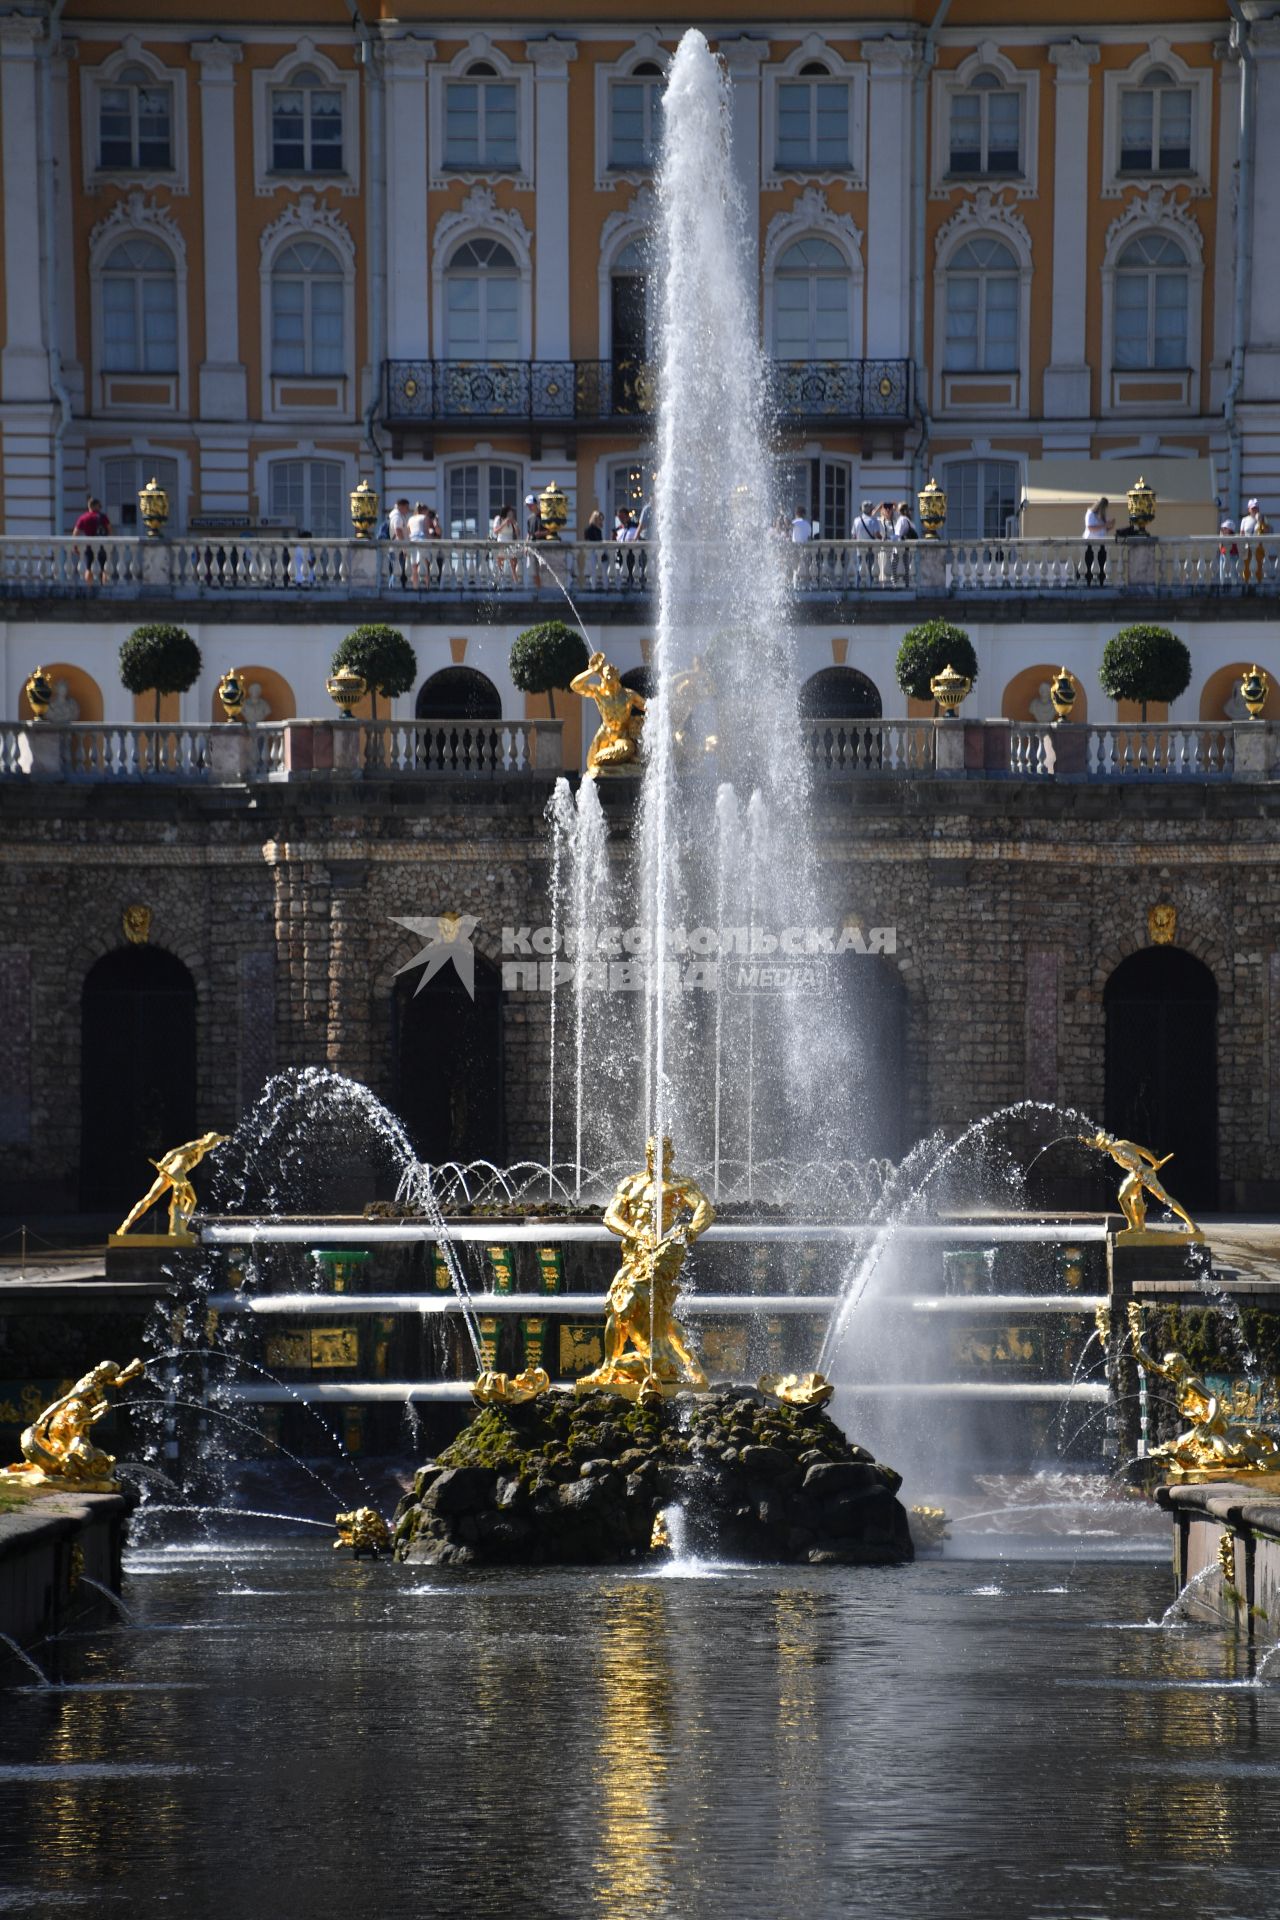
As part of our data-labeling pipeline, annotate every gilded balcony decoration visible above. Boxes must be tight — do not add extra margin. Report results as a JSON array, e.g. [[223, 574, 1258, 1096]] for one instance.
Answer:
[[138, 476, 169, 538], [1241, 665, 1269, 718], [24, 666, 53, 719], [929, 663, 970, 715], [918, 478, 947, 539], [349, 480, 379, 541], [1049, 668, 1078, 721], [538, 480, 569, 539], [1126, 475, 1156, 536], [326, 665, 366, 717], [217, 669, 246, 723]]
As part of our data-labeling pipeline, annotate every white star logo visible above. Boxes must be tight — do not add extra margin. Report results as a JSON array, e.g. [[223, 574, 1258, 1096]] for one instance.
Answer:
[[392, 912, 479, 999]]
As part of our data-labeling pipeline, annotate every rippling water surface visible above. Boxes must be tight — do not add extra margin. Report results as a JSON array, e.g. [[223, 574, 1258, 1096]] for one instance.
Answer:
[[1, 1542, 1276, 1919]]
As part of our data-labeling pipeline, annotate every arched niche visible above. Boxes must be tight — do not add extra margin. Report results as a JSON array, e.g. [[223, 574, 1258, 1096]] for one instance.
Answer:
[[1103, 946, 1218, 1212], [1001, 664, 1089, 724], [18, 663, 103, 723]]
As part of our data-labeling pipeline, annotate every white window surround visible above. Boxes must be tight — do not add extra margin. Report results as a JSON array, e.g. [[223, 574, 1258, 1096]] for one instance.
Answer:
[[431, 186, 533, 360], [763, 37, 867, 189], [1101, 40, 1211, 197], [81, 38, 188, 194], [931, 190, 1032, 417], [442, 458, 526, 539], [88, 192, 189, 413], [252, 443, 356, 530], [598, 185, 654, 354], [763, 187, 864, 357], [251, 40, 359, 197], [593, 34, 670, 189], [428, 38, 533, 188], [91, 445, 191, 530], [930, 43, 1038, 198], [938, 452, 1026, 540], [1100, 187, 1204, 411], [258, 192, 357, 421]]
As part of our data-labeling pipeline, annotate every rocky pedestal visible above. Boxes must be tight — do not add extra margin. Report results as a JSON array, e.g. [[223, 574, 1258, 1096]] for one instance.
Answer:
[[394, 1388, 914, 1568]]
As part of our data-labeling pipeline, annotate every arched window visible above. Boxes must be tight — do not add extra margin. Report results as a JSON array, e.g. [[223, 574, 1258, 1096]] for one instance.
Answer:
[[102, 238, 177, 372], [1120, 66, 1192, 173], [416, 668, 502, 720], [98, 63, 172, 172], [943, 236, 1018, 372], [777, 63, 852, 171], [773, 237, 850, 359], [270, 240, 344, 376], [949, 70, 1021, 177], [444, 238, 520, 357], [1114, 234, 1189, 369], [799, 667, 882, 720], [610, 238, 649, 362], [609, 61, 664, 168], [445, 62, 518, 171], [268, 458, 345, 535], [270, 65, 343, 174]]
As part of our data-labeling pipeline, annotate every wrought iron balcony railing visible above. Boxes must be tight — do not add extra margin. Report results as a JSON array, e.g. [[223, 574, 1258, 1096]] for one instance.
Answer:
[[383, 358, 913, 427]]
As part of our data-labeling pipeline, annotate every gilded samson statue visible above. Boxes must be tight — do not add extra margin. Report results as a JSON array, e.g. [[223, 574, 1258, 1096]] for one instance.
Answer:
[[570, 652, 646, 775], [1, 1359, 146, 1491]]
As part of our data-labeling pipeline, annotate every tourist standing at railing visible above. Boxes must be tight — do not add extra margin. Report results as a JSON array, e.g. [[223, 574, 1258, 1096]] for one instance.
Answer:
[[791, 505, 813, 542], [851, 499, 884, 586], [1082, 496, 1113, 586], [1241, 498, 1269, 585], [491, 501, 520, 583], [72, 496, 111, 585], [388, 497, 411, 588], [890, 500, 918, 587], [583, 509, 605, 542], [1219, 515, 1240, 585], [408, 502, 429, 589]]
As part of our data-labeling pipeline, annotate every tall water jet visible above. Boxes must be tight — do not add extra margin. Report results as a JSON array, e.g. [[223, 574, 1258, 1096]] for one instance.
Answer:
[[636, 30, 845, 1181]]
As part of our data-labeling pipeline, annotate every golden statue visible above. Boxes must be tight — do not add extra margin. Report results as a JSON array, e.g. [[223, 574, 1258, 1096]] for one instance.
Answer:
[[333, 1507, 392, 1556], [570, 652, 646, 775], [1079, 1130, 1202, 1240], [758, 1372, 834, 1410], [1, 1359, 146, 1492], [1127, 1305, 1280, 1476], [669, 654, 717, 756], [471, 1365, 551, 1407], [577, 1135, 714, 1399], [116, 1131, 229, 1240]]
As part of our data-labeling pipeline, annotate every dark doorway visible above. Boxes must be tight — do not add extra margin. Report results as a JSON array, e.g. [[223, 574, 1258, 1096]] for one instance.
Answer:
[[80, 946, 197, 1213], [1104, 947, 1218, 1211], [393, 954, 504, 1166], [415, 668, 502, 721], [611, 258, 648, 413], [836, 953, 909, 1160]]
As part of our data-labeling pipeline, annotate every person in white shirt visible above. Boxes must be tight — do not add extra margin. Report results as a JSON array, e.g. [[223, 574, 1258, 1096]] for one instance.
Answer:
[[387, 497, 411, 587], [407, 502, 428, 587], [851, 500, 883, 541], [1082, 496, 1113, 585], [1240, 496, 1270, 584], [790, 506, 812, 543]]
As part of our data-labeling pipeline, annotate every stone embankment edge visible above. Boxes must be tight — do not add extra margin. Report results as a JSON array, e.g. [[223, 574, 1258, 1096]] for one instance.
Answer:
[[0, 1492, 134, 1652]]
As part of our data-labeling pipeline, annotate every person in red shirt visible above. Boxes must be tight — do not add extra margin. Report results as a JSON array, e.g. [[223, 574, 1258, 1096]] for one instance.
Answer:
[[71, 497, 110, 585]]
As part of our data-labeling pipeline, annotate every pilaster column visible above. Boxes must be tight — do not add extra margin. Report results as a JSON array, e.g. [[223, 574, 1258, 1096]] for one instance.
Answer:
[[1244, 17, 1280, 399], [1212, 41, 1241, 406], [192, 38, 246, 420], [1043, 39, 1099, 417], [382, 34, 434, 360], [719, 38, 768, 288], [527, 37, 577, 361], [0, 18, 49, 402], [864, 38, 917, 360]]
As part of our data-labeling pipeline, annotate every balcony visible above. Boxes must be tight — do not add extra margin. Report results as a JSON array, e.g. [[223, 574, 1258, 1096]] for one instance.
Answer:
[[382, 357, 913, 431]]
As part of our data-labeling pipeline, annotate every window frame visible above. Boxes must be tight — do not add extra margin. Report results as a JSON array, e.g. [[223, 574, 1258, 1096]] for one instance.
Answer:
[[442, 237, 523, 359], [444, 460, 525, 540], [101, 236, 180, 374], [932, 207, 1031, 417], [89, 207, 189, 414], [763, 37, 867, 189], [1101, 43, 1211, 196], [1101, 207, 1203, 411], [251, 41, 360, 196], [269, 69, 345, 177], [593, 36, 670, 188], [946, 70, 1023, 181], [939, 457, 1021, 542], [771, 236, 853, 360], [269, 239, 347, 378], [82, 42, 188, 193], [266, 456, 347, 536], [429, 39, 532, 187], [607, 66, 664, 173], [775, 73, 855, 176], [942, 236, 1021, 374], [930, 44, 1037, 198], [96, 451, 184, 533]]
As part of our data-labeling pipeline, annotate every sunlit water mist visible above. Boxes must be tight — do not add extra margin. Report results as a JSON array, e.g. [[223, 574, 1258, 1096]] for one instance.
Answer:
[[637, 29, 836, 1180]]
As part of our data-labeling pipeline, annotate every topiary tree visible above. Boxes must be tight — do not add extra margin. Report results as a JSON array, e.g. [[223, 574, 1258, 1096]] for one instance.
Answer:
[[119, 623, 203, 723], [895, 619, 979, 708], [1099, 625, 1192, 721], [509, 620, 590, 718], [331, 624, 417, 720]]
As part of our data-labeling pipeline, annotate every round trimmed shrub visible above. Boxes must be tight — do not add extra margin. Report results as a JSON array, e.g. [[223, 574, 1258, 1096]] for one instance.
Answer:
[[119, 624, 202, 723], [510, 620, 590, 718], [895, 620, 978, 705], [331, 624, 417, 719], [1099, 625, 1191, 721]]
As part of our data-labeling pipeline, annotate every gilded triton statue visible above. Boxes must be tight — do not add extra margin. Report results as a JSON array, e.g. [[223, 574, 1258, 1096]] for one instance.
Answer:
[[577, 1134, 714, 1398], [471, 1365, 551, 1407], [569, 652, 646, 775], [1127, 1304, 1280, 1475], [1079, 1130, 1202, 1239], [1, 1358, 146, 1492], [116, 1131, 229, 1239]]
